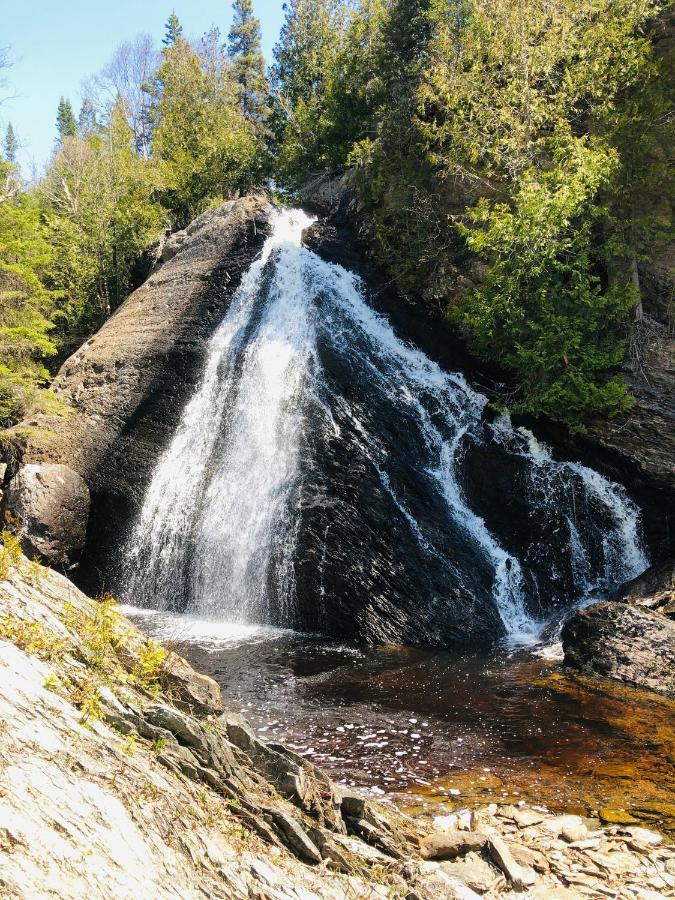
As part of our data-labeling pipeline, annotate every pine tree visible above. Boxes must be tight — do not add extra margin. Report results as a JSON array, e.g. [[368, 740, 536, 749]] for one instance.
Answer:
[[55, 98, 77, 143], [3, 124, 18, 163], [0, 166, 58, 426], [272, 0, 350, 182], [163, 12, 184, 47], [78, 98, 97, 137], [376, 0, 432, 91], [227, 0, 270, 131], [151, 39, 257, 227]]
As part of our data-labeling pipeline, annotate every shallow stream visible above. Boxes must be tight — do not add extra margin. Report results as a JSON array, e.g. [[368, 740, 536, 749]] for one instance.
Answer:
[[125, 608, 675, 833]]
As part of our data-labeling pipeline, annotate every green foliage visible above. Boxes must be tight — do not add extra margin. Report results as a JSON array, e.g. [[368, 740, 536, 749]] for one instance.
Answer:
[[39, 104, 165, 343], [228, 0, 271, 135], [0, 613, 67, 661], [163, 12, 184, 48], [72, 678, 104, 726], [151, 37, 258, 227], [55, 97, 77, 143], [0, 163, 60, 426], [0, 529, 24, 580], [0, 16, 275, 431], [456, 147, 635, 425], [121, 731, 139, 754], [2, 3, 667, 432], [282, 0, 670, 427], [271, 0, 354, 185], [412, 0, 664, 424], [132, 639, 166, 695], [4, 124, 18, 164]]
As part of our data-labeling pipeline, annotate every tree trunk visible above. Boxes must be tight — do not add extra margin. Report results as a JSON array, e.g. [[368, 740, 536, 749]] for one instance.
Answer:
[[631, 253, 643, 321]]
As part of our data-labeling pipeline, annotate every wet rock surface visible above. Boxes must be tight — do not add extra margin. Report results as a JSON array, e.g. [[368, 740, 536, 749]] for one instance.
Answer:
[[11, 195, 273, 591], [5, 463, 90, 565], [0, 559, 673, 898], [611, 559, 675, 619], [562, 600, 675, 696], [300, 170, 674, 563]]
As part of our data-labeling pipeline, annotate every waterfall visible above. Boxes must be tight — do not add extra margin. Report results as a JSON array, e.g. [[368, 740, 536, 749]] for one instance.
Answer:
[[123, 208, 648, 647]]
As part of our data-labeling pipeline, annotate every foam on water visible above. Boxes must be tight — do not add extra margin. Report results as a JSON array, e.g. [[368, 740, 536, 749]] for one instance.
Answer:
[[120, 605, 295, 649]]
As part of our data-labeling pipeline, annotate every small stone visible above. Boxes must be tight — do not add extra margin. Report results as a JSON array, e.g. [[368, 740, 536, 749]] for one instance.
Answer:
[[440, 852, 500, 894], [421, 829, 488, 860], [561, 821, 588, 843], [508, 843, 550, 873], [568, 838, 601, 850], [433, 813, 459, 831], [339, 789, 368, 820], [144, 703, 205, 749], [513, 808, 545, 829], [161, 651, 223, 716], [488, 836, 536, 890], [623, 826, 661, 846], [542, 814, 587, 837], [266, 809, 321, 863]]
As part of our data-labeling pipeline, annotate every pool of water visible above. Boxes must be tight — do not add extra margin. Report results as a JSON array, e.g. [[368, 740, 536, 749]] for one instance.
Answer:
[[125, 608, 675, 830]]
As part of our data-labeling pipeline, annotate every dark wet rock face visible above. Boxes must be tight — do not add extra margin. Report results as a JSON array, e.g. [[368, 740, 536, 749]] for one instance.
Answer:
[[15, 196, 273, 590], [6, 463, 90, 565], [300, 171, 674, 567], [562, 601, 675, 697]]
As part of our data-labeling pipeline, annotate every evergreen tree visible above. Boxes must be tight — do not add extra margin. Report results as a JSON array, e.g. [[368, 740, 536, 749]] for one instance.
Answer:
[[151, 38, 257, 227], [272, 0, 350, 183], [0, 162, 58, 426], [227, 0, 270, 131], [55, 98, 77, 143], [3, 124, 18, 164], [78, 98, 98, 137], [376, 0, 432, 91], [163, 12, 184, 47]]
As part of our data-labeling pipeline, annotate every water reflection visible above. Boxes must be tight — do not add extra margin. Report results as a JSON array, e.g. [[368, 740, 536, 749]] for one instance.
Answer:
[[126, 607, 675, 828]]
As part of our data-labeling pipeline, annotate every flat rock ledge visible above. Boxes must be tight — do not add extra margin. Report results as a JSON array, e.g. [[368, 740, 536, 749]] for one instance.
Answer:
[[0, 559, 673, 898]]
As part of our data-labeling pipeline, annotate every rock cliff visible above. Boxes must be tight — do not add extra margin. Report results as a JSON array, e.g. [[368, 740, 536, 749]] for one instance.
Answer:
[[563, 561, 675, 696], [6, 195, 273, 585]]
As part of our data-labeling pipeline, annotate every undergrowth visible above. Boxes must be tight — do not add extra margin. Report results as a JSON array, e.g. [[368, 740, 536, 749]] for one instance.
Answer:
[[0, 614, 67, 661]]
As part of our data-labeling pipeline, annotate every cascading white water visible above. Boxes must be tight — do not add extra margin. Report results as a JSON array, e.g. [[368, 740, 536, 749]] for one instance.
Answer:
[[124, 208, 648, 645]]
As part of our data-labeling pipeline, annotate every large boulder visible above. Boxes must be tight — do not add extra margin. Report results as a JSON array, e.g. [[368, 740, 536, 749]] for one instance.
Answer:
[[5, 463, 90, 566], [13, 195, 273, 590], [562, 600, 675, 696]]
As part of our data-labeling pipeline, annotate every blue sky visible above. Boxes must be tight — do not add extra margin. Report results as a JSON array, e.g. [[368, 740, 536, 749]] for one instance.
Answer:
[[1, 0, 286, 173]]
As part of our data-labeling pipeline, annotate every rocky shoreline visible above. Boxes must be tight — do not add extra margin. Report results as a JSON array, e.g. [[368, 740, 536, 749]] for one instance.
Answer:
[[1, 557, 673, 898]]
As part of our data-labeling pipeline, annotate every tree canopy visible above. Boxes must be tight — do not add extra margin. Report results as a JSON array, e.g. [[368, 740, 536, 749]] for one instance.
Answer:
[[0, 1, 671, 431]]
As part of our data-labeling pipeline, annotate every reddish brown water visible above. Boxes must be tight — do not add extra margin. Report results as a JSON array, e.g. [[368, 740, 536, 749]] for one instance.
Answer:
[[127, 610, 675, 832]]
